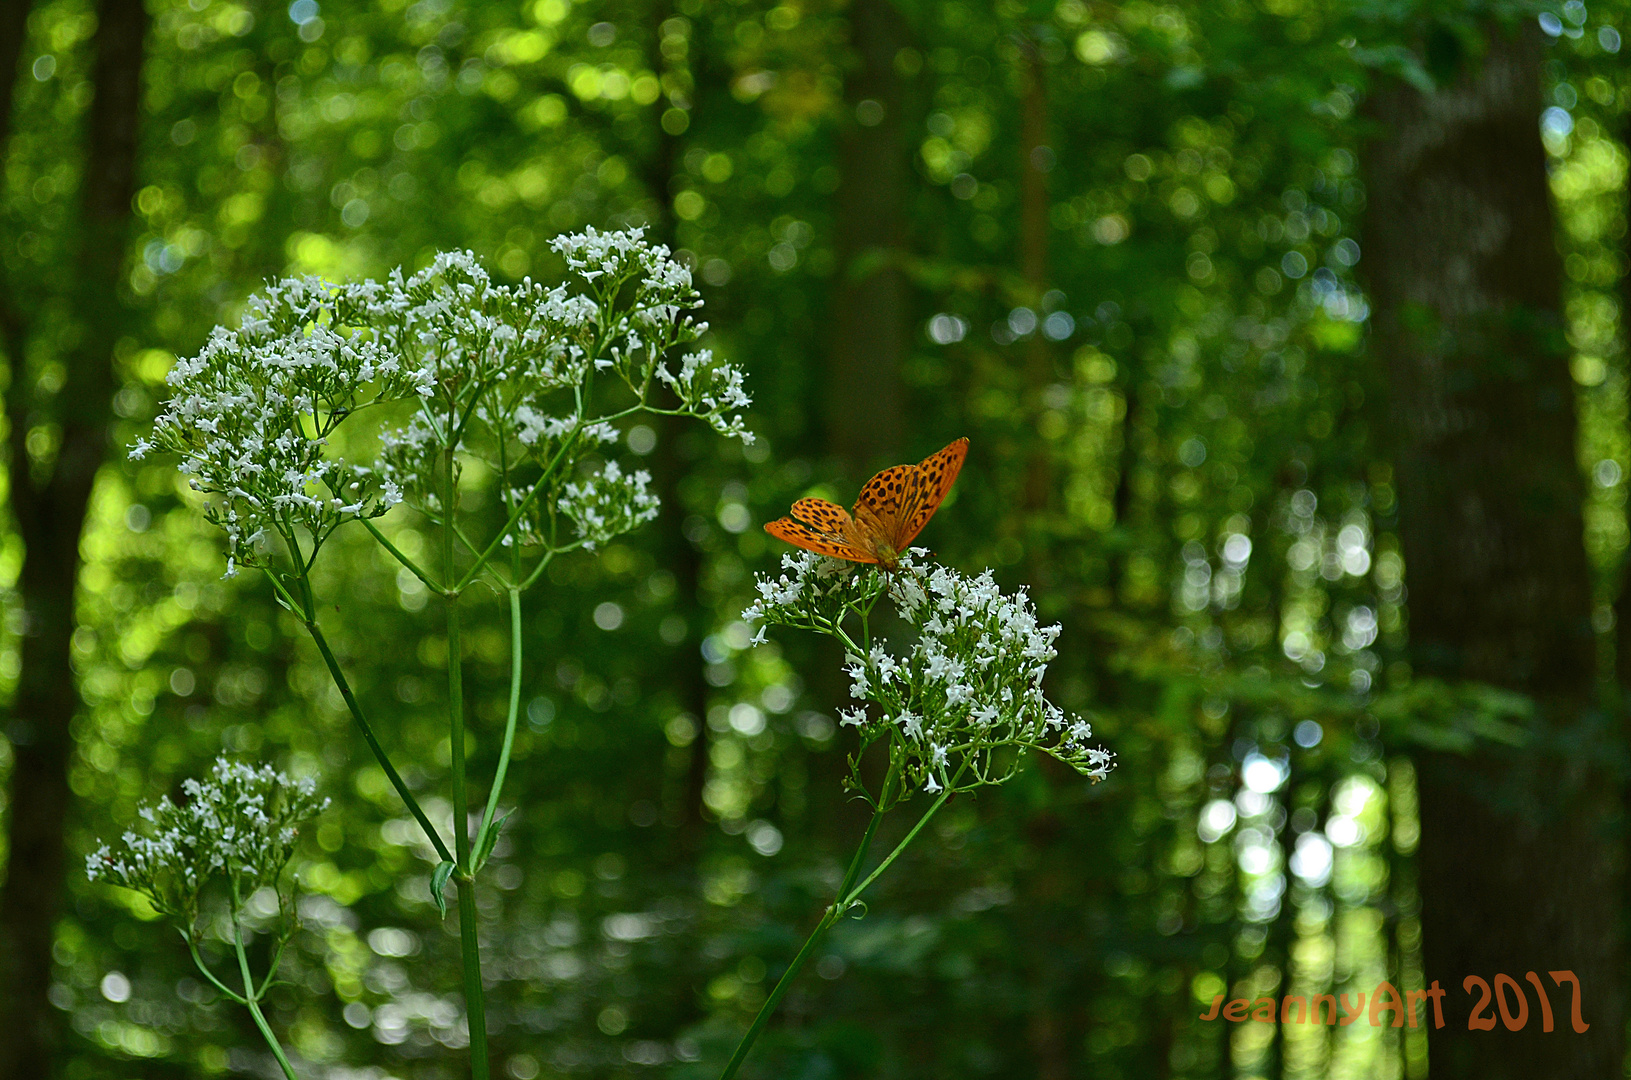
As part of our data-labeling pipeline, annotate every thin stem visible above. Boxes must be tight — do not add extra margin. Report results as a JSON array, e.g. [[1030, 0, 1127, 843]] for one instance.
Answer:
[[444, 443, 491, 1080], [356, 514, 439, 591], [185, 936, 246, 1004], [455, 427, 583, 592], [474, 587, 525, 866], [717, 764, 899, 1080], [230, 889, 300, 1080], [841, 760, 967, 908], [455, 876, 489, 1077], [715, 908, 838, 1080], [259, 931, 293, 999], [300, 612, 453, 865], [245, 994, 299, 1080], [836, 767, 896, 901], [453, 401, 646, 592], [519, 550, 557, 591]]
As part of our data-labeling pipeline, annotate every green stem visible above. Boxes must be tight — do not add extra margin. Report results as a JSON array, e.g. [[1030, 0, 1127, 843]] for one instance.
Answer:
[[716, 908, 839, 1080], [245, 996, 299, 1080], [455, 876, 490, 1078], [300, 613, 453, 866], [230, 890, 299, 1080], [455, 426, 583, 592], [474, 587, 524, 867], [519, 550, 557, 591], [717, 765, 898, 1080], [452, 401, 646, 592], [259, 932, 292, 999], [355, 514, 438, 590], [185, 936, 245, 1004], [841, 760, 966, 908], [267, 562, 453, 865], [444, 444, 491, 1080]]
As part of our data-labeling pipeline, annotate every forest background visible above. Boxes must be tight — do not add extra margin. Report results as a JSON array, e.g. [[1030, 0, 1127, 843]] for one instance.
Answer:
[[0, 0, 1627, 1078]]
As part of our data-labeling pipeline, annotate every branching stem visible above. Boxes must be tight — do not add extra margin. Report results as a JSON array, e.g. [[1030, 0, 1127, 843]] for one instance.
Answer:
[[444, 443, 491, 1080], [717, 760, 954, 1080]]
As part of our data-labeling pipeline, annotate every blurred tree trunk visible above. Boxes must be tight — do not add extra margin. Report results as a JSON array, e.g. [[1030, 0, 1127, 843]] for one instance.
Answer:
[[1616, 114, 1631, 685], [0, 0, 30, 155], [1361, 22, 1622, 1078], [642, 3, 714, 841], [1016, 33, 1058, 562], [1012, 34, 1074, 1080], [827, 0, 910, 473], [0, 0, 147, 1075]]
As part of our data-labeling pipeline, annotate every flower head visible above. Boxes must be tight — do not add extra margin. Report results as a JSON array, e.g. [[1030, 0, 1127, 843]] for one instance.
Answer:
[[140, 279, 413, 573], [86, 757, 329, 927], [136, 229, 753, 575], [745, 550, 1113, 797]]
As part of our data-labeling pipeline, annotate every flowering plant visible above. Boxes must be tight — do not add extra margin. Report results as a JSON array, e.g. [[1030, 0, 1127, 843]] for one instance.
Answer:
[[132, 229, 750, 1079], [136, 228, 749, 578], [87, 758, 328, 1080], [721, 550, 1111, 1076], [746, 550, 1111, 796]]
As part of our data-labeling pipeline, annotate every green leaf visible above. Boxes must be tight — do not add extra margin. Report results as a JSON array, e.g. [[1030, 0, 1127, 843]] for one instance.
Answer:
[[472, 810, 513, 874], [430, 861, 456, 918]]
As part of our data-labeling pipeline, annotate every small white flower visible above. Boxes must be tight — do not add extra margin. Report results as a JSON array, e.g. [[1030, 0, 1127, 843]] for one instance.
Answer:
[[558, 460, 661, 549], [137, 229, 751, 574], [86, 757, 328, 923], [741, 549, 1113, 793]]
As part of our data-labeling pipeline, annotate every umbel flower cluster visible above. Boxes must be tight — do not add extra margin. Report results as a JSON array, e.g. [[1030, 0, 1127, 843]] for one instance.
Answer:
[[135, 227, 751, 574], [745, 550, 1113, 798], [86, 758, 329, 926]]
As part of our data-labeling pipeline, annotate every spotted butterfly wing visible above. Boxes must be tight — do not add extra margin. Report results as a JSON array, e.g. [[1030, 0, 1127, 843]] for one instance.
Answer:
[[763, 497, 878, 563], [890, 438, 968, 550], [851, 464, 918, 556], [763, 438, 968, 567]]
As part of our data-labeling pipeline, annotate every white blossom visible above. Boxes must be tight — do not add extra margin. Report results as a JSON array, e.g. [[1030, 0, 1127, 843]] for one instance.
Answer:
[[136, 228, 753, 575], [86, 757, 329, 926], [558, 460, 660, 550], [744, 550, 1114, 796], [138, 280, 414, 573]]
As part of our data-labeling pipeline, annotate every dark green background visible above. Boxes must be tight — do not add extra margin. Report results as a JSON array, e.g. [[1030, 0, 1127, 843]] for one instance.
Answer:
[[1, 0, 1628, 1077]]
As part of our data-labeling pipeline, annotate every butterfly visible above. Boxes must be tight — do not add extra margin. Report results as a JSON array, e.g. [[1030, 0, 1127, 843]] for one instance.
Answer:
[[764, 438, 968, 569]]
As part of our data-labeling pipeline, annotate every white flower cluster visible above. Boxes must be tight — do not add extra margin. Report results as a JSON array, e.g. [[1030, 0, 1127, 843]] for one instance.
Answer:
[[86, 757, 329, 924], [657, 349, 753, 443], [547, 227, 752, 442], [557, 460, 660, 551], [745, 551, 1113, 795], [135, 278, 418, 574], [138, 228, 752, 574], [370, 248, 594, 410]]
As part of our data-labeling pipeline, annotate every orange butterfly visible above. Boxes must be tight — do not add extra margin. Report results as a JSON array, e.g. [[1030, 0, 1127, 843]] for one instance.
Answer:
[[764, 438, 968, 570]]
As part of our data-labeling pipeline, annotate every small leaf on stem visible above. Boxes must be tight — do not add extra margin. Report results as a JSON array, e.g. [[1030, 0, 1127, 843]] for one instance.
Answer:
[[431, 860, 456, 917]]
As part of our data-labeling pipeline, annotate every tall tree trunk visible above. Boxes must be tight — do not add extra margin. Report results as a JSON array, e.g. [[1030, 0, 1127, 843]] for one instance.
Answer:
[[0, 0, 32, 156], [642, 3, 714, 840], [1614, 116, 1631, 685], [1016, 33, 1056, 556], [1361, 22, 1622, 1078], [827, 0, 910, 474], [1012, 40, 1074, 1078], [1017, 39, 1048, 312], [0, 1, 147, 1075]]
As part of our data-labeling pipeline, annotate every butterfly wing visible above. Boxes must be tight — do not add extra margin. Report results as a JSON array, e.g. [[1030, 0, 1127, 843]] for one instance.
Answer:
[[763, 498, 878, 563], [851, 464, 917, 551], [891, 437, 968, 550]]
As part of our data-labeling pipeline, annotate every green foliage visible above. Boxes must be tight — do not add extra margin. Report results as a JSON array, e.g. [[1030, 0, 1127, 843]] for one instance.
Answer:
[[2, 0, 1628, 1076]]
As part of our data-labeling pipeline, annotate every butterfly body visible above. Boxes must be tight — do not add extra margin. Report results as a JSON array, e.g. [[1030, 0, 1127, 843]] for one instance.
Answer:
[[764, 439, 968, 569]]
